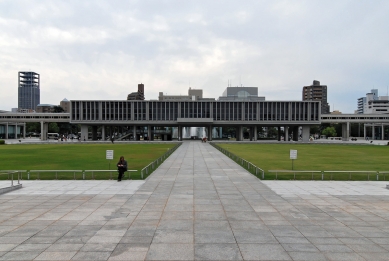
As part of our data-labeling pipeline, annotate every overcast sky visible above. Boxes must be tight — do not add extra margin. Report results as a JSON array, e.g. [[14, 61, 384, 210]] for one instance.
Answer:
[[1, 0, 388, 113]]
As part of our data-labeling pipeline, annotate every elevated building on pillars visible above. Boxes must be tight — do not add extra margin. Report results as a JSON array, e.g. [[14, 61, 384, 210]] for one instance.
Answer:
[[70, 99, 321, 142]]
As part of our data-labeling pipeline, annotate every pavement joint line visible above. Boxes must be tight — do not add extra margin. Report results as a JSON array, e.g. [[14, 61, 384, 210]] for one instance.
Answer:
[[0, 141, 388, 261]]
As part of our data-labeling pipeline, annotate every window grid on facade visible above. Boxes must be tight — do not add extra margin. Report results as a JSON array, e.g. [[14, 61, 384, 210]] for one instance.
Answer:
[[71, 100, 320, 123]]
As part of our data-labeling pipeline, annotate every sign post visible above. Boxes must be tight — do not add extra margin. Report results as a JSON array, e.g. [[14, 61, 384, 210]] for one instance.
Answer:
[[290, 149, 297, 170], [106, 150, 114, 170]]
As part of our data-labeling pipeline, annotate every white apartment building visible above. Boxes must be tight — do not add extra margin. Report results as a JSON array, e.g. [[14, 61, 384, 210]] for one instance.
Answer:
[[358, 89, 389, 114]]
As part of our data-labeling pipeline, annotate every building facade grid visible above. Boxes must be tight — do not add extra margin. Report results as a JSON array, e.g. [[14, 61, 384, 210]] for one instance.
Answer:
[[71, 100, 320, 124]]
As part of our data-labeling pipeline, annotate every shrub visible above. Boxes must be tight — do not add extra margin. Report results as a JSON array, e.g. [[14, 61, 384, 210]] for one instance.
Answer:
[[0, 140, 5, 145]]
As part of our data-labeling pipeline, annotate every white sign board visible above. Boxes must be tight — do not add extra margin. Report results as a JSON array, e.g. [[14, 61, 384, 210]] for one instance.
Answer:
[[106, 150, 114, 160], [290, 149, 297, 160]]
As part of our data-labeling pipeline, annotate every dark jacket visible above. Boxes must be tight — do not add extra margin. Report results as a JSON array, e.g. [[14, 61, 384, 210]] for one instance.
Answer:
[[117, 160, 128, 171]]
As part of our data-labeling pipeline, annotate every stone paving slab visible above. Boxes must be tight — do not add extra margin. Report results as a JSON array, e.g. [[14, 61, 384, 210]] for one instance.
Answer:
[[0, 141, 388, 260]]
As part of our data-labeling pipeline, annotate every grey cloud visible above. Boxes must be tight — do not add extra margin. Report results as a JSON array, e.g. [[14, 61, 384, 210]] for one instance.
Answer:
[[0, 0, 388, 113]]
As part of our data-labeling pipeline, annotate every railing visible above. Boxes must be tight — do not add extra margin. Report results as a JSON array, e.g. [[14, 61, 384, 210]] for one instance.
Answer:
[[0, 170, 26, 181], [1, 143, 182, 181], [268, 170, 387, 181], [209, 142, 265, 179], [0, 171, 22, 192], [141, 143, 182, 179], [0, 170, 136, 180], [83, 170, 137, 180], [28, 170, 83, 180]]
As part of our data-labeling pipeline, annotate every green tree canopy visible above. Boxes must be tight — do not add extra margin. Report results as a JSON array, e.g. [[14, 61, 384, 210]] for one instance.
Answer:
[[26, 122, 40, 133], [53, 106, 65, 113], [322, 126, 337, 137], [48, 123, 60, 133]]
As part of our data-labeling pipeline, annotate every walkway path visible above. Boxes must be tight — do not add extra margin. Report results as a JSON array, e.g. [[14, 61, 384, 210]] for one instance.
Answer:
[[0, 141, 388, 260]]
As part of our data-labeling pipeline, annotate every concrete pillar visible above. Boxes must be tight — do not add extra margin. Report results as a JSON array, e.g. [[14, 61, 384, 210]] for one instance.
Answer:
[[277, 127, 281, 141], [15, 123, 18, 139], [102, 126, 105, 141], [5, 122, 8, 139], [178, 126, 182, 141], [253, 126, 257, 141], [363, 124, 366, 140], [40, 121, 48, 141], [372, 125, 375, 140], [284, 126, 289, 142], [81, 125, 88, 141], [302, 125, 310, 142], [341, 122, 349, 141], [133, 125, 137, 141], [22, 123, 26, 138], [236, 126, 243, 141], [219, 127, 222, 139], [208, 126, 212, 141], [382, 124, 384, 140], [147, 125, 152, 141]]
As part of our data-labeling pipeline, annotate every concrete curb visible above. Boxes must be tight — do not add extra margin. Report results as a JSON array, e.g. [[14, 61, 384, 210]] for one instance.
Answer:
[[0, 183, 22, 195]]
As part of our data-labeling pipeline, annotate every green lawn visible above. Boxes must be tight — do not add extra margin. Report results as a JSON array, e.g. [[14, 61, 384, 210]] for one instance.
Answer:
[[0, 143, 178, 180], [217, 143, 389, 180]]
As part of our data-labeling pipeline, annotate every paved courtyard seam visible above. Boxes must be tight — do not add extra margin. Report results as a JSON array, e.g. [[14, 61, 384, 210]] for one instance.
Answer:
[[0, 141, 388, 260]]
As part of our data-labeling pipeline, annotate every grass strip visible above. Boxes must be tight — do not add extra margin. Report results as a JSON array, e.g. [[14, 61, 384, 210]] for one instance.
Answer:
[[0, 143, 178, 180]]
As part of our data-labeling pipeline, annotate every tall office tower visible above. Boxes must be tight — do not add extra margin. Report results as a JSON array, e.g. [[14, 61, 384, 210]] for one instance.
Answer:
[[302, 80, 330, 114], [137, 83, 145, 100], [18, 72, 40, 110]]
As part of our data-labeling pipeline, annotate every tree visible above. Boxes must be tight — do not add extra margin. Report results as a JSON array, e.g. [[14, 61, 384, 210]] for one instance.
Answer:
[[48, 123, 60, 133], [322, 126, 337, 137], [257, 127, 265, 138], [26, 122, 40, 133], [310, 125, 320, 135], [267, 127, 278, 138], [53, 106, 65, 113]]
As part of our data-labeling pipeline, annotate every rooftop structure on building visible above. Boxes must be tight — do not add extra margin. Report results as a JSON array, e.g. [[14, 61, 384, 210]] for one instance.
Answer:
[[36, 104, 56, 113], [18, 71, 40, 110], [218, 87, 265, 101], [302, 80, 330, 114], [330, 110, 342, 115], [127, 83, 145, 100], [159, 88, 215, 101], [60, 98, 70, 112]]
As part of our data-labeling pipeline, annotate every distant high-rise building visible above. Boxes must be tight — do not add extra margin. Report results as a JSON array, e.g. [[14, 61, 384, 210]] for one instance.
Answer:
[[302, 80, 329, 114], [18, 72, 40, 110], [127, 83, 145, 100], [358, 89, 389, 114], [357, 97, 366, 114]]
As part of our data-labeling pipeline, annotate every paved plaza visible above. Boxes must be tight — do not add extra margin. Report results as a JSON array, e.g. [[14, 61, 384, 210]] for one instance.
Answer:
[[0, 141, 389, 260]]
